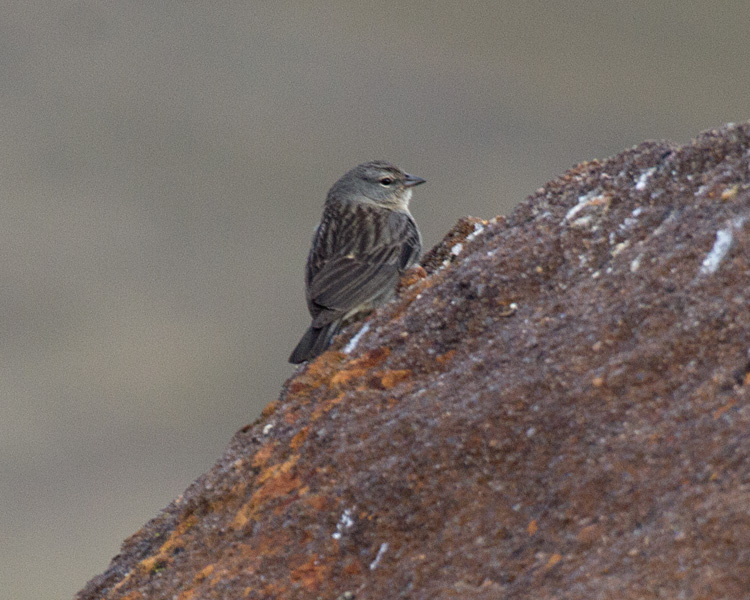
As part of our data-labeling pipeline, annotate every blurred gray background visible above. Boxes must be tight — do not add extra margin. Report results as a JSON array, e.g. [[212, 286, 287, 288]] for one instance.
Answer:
[[3, 2, 748, 598]]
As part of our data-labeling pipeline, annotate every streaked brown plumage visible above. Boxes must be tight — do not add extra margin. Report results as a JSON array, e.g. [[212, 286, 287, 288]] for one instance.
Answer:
[[289, 161, 425, 364]]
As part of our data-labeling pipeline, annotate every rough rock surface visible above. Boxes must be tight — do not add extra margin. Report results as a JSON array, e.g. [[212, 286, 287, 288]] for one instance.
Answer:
[[78, 123, 750, 599]]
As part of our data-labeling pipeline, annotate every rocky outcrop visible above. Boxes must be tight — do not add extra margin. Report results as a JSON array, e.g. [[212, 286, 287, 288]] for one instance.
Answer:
[[78, 123, 750, 599]]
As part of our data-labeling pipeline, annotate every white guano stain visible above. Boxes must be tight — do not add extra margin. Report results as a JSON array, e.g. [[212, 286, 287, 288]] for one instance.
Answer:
[[562, 190, 608, 224], [635, 167, 656, 191], [699, 216, 746, 275], [630, 254, 642, 273], [343, 322, 371, 354], [465, 221, 485, 242], [332, 508, 355, 540], [700, 228, 734, 275], [369, 542, 389, 570]]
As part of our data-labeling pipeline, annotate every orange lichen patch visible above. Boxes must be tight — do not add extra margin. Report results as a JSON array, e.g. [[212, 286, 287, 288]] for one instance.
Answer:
[[274, 485, 309, 515], [378, 369, 412, 389], [721, 184, 739, 200], [132, 514, 197, 576], [283, 410, 300, 425], [193, 563, 215, 583], [331, 367, 369, 388], [713, 400, 737, 420], [232, 455, 302, 529], [290, 427, 309, 449], [588, 193, 611, 207], [285, 381, 309, 396], [138, 556, 170, 575], [343, 558, 365, 576], [256, 581, 294, 598], [436, 350, 456, 365], [284, 353, 346, 397], [577, 524, 604, 546], [330, 348, 391, 388], [546, 553, 562, 569], [251, 442, 276, 468], [302, 351, 345, 381], [175, 587, 196, 600], [290, 555, 328, 591], [565, 159, 601, 178], [260, 400, 279, 418], [311, 391, 346, 421], [121, 592, 144, 600], [401, 274, 432, 299], [110, 515, 199, 595], [254, 454, 300, 491], [527, 520, 538, 535], [399, 265, 428, 289], [304, 493, 329, 512], [352, 347, 391, 368]]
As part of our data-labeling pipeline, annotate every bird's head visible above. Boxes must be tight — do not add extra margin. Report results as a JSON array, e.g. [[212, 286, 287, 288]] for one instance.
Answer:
[[331, 160, 425, 211]]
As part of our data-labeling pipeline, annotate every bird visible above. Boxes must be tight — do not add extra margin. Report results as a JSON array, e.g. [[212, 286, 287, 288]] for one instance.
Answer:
[[289, 160, 425, 364]]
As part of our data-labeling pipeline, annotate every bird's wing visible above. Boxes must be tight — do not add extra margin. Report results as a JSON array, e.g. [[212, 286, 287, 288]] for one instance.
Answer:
[[396, 214, 422, 270], [309, 248, 401, 327], [308, 219, 420, 326], [307, 207, 421, 327]]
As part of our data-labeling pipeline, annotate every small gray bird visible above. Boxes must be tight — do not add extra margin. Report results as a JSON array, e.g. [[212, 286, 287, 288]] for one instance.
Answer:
[[289, 161, 425, 364]]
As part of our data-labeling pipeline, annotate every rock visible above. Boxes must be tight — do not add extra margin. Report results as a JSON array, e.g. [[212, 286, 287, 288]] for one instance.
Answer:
[[77, 123, 750, 599]]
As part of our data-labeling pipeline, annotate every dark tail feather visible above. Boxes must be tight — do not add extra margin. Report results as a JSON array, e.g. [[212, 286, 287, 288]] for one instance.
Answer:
[[288, 320, 341, 364]]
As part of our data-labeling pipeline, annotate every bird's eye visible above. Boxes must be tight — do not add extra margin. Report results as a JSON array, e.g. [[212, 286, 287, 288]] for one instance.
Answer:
[[380, 178, 393, 186]]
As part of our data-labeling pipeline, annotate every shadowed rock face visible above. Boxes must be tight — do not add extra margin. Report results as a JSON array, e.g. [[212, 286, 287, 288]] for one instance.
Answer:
[[78, 123, 750, 599]]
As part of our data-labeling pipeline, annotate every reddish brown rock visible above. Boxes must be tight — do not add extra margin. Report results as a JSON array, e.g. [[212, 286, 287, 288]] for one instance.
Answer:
[[77, 123, 750, 599]]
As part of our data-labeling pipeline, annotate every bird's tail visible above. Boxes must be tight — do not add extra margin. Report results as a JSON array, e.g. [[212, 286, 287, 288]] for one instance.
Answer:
[[288, 320, 341, 364]]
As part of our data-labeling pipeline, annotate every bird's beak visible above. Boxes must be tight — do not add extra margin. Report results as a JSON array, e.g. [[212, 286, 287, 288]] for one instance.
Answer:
[[404, 173, 426, 188]]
